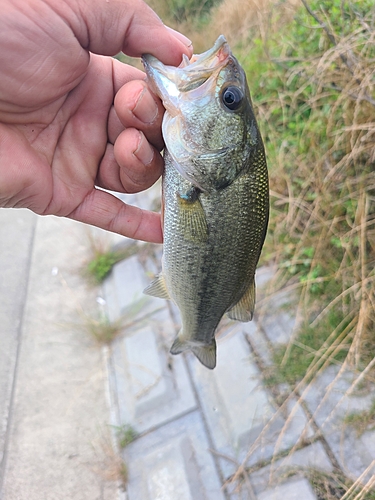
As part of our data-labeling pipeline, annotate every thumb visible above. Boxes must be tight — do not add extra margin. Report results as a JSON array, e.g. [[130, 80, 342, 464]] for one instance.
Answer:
[[57, 0, 193, 65]]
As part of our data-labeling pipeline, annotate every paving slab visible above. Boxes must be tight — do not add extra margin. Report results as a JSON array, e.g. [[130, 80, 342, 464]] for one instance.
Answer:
[[301, 365, 375, 482], [123, 412, 226, 500], [188, 329, 312, 478], [189, 330, 274, 451], [1, 215, 119, 500], [259, 306, 296, 345], [249, 440, 332, 494], [243, 320, 273, 366], [0, 209, 36, 481], [257, 476, 317, 500], [104, 252, 196, 434], [109, 319, 197, 433], [103, 254, 151, 323]]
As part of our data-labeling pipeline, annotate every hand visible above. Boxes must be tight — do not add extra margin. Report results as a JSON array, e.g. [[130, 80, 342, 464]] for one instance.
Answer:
[[0, 0, 193, 242]]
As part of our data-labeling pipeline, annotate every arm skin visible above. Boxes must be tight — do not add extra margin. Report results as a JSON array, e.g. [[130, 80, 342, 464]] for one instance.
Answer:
[[0, 0, 193, 242]]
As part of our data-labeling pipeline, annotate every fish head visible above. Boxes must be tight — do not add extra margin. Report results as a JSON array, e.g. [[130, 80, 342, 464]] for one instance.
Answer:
[[142, 36, 261, 191]]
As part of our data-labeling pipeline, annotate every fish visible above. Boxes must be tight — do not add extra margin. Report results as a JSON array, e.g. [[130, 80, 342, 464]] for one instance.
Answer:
[[142, 35, 269, 370]]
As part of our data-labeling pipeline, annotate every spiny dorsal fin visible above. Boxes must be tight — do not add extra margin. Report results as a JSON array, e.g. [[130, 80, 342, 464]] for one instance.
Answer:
[[227, 279, 255, 322], [143, 274, 170, 300]]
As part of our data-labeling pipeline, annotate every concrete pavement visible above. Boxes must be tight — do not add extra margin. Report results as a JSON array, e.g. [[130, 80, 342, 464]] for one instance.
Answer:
[[0, 209, 121, 500]]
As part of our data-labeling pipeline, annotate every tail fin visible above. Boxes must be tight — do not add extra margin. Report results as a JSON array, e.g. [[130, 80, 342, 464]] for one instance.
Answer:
[[191, 343, 216, 370], [170, 334, 217, 370]]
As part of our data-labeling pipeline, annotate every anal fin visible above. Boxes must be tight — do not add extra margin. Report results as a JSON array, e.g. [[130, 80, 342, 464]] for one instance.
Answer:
[[227, 279, 255, 322], [143, 274, 170, 299], [170, 335, 189, 355]]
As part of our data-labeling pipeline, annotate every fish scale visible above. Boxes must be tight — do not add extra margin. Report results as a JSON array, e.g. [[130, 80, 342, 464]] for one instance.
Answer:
[[142, 36, 269, 369]]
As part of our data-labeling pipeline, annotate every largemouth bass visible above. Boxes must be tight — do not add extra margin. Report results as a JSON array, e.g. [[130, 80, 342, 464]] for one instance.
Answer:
[[142, 36, 269, 369]]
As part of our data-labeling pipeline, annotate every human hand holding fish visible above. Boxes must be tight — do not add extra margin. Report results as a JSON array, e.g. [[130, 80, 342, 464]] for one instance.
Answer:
[[0, 0, 269, 370], [143, 36, 269, 369], [0, 0, 192, 242]]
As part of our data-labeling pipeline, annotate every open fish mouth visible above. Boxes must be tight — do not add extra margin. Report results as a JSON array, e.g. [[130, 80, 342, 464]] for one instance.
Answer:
[[142, 35, 246, 191], [142, 35, 231, 106]]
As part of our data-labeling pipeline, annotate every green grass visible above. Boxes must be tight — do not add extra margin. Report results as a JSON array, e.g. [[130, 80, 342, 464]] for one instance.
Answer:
[[115, 424, 138, 449], [271, 313, 351, 386], [84, 243, 138, 285], [235, 0, 375, 378], [344, 399, 375, 437]]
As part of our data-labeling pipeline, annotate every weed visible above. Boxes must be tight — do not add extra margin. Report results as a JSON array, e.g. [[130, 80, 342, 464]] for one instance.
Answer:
[[83, 314, 123, 345], [118, 462, 128, 486], [344, 399, 375, 437], [85, 244, 137, 285], [83, 231, 138, 285], [270, 310, 352, 386], [232, 0, 375, 379], [307, 467, 375, 500], [115, 424, 138, 449], [87, 252, 117, 283], [80, 295, 162, 345], [91, 429, 129, 489]]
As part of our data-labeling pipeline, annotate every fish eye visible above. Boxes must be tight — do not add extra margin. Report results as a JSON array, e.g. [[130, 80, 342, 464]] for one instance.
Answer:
[[221, 86, 243, 111]]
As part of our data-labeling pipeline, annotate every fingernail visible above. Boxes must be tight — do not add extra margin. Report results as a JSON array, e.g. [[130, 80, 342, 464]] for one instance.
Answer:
[[134, 131, 154, 166], [133, 87, 158, 124], [165, 26, 193, 48]]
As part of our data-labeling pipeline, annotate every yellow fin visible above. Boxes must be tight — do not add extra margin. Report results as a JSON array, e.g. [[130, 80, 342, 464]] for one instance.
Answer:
[[227, 279, 255, 322], [177, 190, 208, 243], [143, 274, 170, 299]]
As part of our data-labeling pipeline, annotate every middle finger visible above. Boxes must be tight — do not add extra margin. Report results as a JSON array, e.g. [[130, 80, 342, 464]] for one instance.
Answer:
[[113, 80, 165, 151]]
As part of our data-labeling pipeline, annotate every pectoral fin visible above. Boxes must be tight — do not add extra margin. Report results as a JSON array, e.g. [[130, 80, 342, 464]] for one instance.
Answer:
[[143, 274, 170, 299], [177, 188, 208, 243], [227, 279, 255, 322]]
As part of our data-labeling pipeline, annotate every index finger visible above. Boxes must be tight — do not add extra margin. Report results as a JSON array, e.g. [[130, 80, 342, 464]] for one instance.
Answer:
[[68, 188, 163, 243]]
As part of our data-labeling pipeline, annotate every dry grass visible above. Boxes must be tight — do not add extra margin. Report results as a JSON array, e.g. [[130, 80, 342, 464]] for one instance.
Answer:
[[227, 1, 375, 495], [91, 430, 129, 488], [210, 0, 300, 46], [261, 3, 375, 375]]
